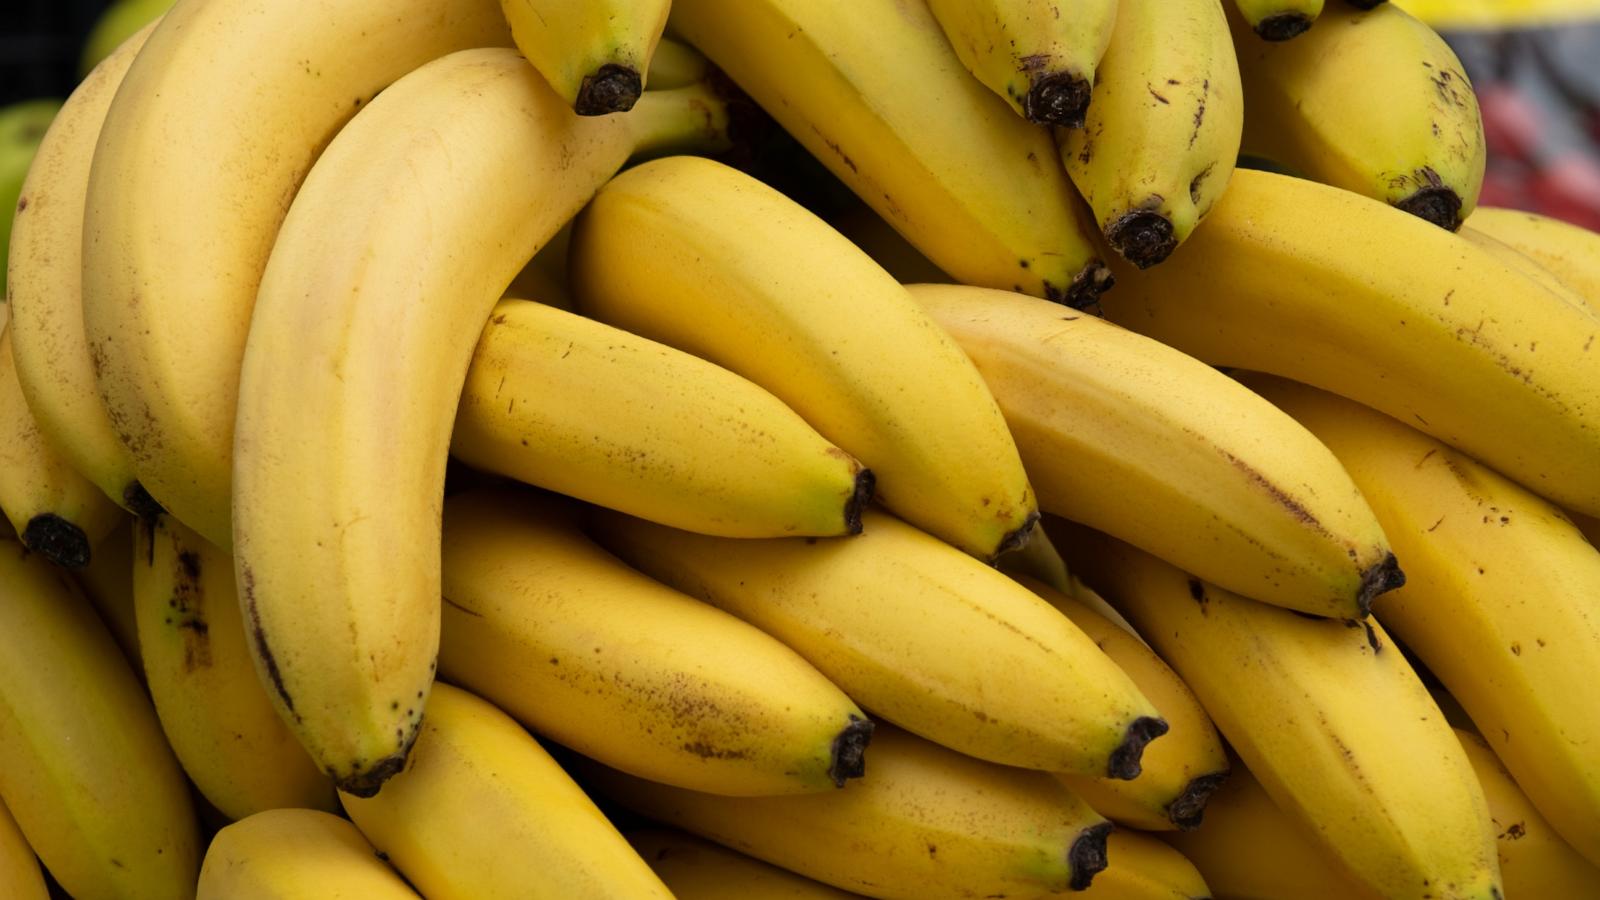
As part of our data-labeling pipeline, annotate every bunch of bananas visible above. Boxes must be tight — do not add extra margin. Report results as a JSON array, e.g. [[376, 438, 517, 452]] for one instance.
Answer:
[[2, 0, 1599, 897]]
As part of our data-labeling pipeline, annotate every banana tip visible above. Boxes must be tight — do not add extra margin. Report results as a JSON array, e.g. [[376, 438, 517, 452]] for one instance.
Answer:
[[335, 724, 423, 798], [1167, 770, 1230, 830], [828, 715, 874, 786], [1395, 187, 1464, 231], [1356, 552, 1406, 617], [1106, 211, 1176, 270], [575, 64, 642, 116], [1024, 73, 1092, 129], [1049, 262, 1115, 312], [990, 510, 1040, 562], [1254, 12, 1315, 41], [1107, 716, 1169, 781], [1068, 821, 1114, 890], [844, 469, 876, 536], [21, 513, 91, 569], [122, 479, 166, 520]]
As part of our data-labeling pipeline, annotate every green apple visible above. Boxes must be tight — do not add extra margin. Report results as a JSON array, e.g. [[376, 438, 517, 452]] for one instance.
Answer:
[[79, 0, 176, 77], [0, 99, 63, 298]]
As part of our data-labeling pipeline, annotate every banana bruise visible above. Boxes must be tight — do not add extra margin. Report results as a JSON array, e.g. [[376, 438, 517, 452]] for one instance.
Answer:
[[1231, 1, 1484, 229], [197, 809, 416, 900], [1082, 830, 1212, 900], [1467, 206, 1600, 306], [0, 798, 46, 900], [1231, 0, 1325, 40], [500, 0, 669, 115], [627, 830, 862, 899], [340, 683, 673, 900]]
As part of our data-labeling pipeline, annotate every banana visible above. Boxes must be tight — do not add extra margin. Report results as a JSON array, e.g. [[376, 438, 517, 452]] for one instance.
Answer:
[[340, 682, 673, 900], [1243, 373, 1600, 868], [1231, 0, 1324, 39], [570, 155, 1037, 561], [581, 724, 1115, 897], [452, 298, 872, 538], [1467, 206, 1600, 304], [198, 808, 418, 899], [7, 21, 162, 519], [668, 0, 1112, 306], [1458, 225, 1596, 312], [73, 517, 140, 671], [644, 38, 712, 91], [440, 488, 872, 795], [232, 50, 731, 796], [1083, 831, 1212, 900], [1057, 525, 1502, 900], [588, 506, 1165, 778], [913, 282, 1399, 617], [500, 0, 670, 114], [0, 798, 46, 900], [81, 0, 514, 547], [0, 320, 121, 568], [832, 199, 952, 286], [1057, 0, 1242, 268], [1097, 167, 1600, 517], [925, 0, 1117, 127], [1231, 1, 1484, 229], [627, 829, 862, 899], [1015, 575, 1229, 831], [0, 535, 199, 899]]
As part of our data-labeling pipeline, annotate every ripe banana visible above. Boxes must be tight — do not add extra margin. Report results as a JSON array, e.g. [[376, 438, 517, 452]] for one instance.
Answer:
[[7, 21, 161, 518], [1458, 225, 1595, 313], [198, 808, 419, 900], [1015, 575, 1229, 831], [439, 488, 872, 795], [1057, 525, 1502, 900], [340, 682, 673, 900], [500, 0, 669, 114], [0, 321, 120, 568], [1231, 1, 1485, 229], [81, 0, 513, 547], [452, 297, 872, 539], [924, 0, 1117, 127], [913, 282, 1399, 617], [668, 0, 1112, 305], [643, 38, 712, 91], [1245, 373, 1600, 868], [1097, 167, 1600, 517], [1057, 0, 1242, 268], [1231, 0, 1324, 39], [73, 517, 139, 670], [0, 535, 199, 899], [627, 829, 860, 899], [0, 798, 46, 900], [1467, 205, 1600, 304], [581, 724, 1115, 897], [1083, 830, 1212, 900], [571, 156, 1037, 561], [588, 506, 1165, 778], [232, 50, 731, 796]]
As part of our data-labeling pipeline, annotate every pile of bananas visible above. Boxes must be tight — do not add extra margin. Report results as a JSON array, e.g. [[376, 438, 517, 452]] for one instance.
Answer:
[[2, 0, 1599, 897]]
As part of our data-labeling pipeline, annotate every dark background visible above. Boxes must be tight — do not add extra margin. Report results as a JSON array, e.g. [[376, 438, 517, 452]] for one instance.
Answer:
[[2, 2, 115, 107]]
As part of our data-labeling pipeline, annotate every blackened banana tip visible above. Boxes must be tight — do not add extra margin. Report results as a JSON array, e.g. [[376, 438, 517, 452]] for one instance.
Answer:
[[1357, 552, 1406, 617], [828, 715, 874, 786], [1395, 186, 1464, 231], [575, 64, 642, 116], [1024, 73, 1092, 130], [1255, 12, 1315, 41], [1068, 821, 1114, 890], [1107, 716, 1169, 781], [1107, 211, 1177, 270], [123, 479, 166, 521], [844, 469, 875, 536], [1167, 770, 1230, 830], [991, 510, 1040, 562], [22, 513, 91, 569], [1051, 262, 1114, 313], [335, 720, 423, 798]]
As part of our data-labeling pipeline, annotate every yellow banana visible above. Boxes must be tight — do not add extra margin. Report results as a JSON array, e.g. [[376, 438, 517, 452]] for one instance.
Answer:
[[1057, 525, 1501, 900], [198, 808, 419, 900], [644, 37, 712, 91], [570, 155, 1036, 561], [440, 488, 872, 795], [73, 517, 139, 670], [588, 506, 1165, 778], [627, 829, 862, 899], [1244, 373, 1600, 868], [831, 199, 951, 286], [500, 0, 669, 114], [913, 282, 1399, 617], [1083, 830, 1212, 900], [1459, 225, 1596, 312], [452, 298, 872, 538], [7, 21, 162, 518], [0, 535, 199, 899], [340, 682, 672, 899], [925, 0, 1117, 127], [1057, 0, 1242, 268], [1467, 205, 1600, 304], [232, 50, 731, 796], [0, 798, 46, 900], [1097, 167, 1600, 517], [1231, 0, 1324, 39], [81, 0, 513, 546], [668, 0, 1112, 306], [1231, 1, 1485, 229], [581, 724, 1115, 896]]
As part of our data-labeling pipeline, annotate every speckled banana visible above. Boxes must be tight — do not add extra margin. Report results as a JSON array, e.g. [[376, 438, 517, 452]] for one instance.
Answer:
[[668, 0, 1112, 306], [1467, 206, 1600, 304], [500, 0, 669, 114], [914, 282, 1399, 617], [1231, 0, 1323, 39], [340, 682, 673, 900], [1083, 831, 1212, 900], [198, 808, 417, 900], [1232, 1, 1484, 230], [571, 156, 1036, 561], [1098, 167, 1600, 517], [627, 829, 861, 899], [0, 798, 46, 900], [1057, 0, 1242, 268], [452, 297, 872, 538], [925, 0, 1118, 127], [1246, 373, 1600, 869]]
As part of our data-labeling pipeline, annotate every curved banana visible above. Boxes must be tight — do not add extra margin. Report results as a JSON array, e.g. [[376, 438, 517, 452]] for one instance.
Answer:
[[1084, 830, 1212, 900], [1232, 0, 1324, 39], [0, 535, 199, 899], [73, 517, 139, 671], [81, 0, 513, 546], [925, 0, 1117, 127], [1232, 1, 1484, 229], [7, 21, 161, 518], [1245, 373, 1600, 868], [582, 724, 1115, 896], [0, 101, 57, 297], [0, 798, 46, 900], [1097, 167, 1600, 517], [440, 488, 872, 795], [668, 0, 1112, 306], [627, 829, 861, 899], [500, 0, 669, 114], [1016, 576, 1229, 831], [197, 808, 416, 900], [340, 682, 673, 899], [914, 282, 1399, 617], [1057, 0, 1242, 268], [233, 50, 731, 796], [589, 506, 1165, 778], [832, 199, 951, 286], [1467, 206, 1600, 304], [453, 298, 872, 538], [1058, 524, 1501, 900], [570, 156, 1036, 561], [644, 38, 712, 91], [1458, 225, 1596, 312]]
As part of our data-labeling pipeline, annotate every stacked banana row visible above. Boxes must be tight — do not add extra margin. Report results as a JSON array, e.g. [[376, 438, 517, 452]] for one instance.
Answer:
[[2, 0, 1599, 897]]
